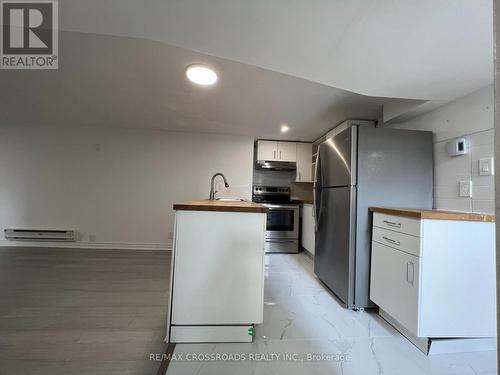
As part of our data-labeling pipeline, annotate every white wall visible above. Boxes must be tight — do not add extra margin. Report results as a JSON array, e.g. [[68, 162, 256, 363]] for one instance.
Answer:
[[389, 85, 494, 214], [0, 125, 254, 249]]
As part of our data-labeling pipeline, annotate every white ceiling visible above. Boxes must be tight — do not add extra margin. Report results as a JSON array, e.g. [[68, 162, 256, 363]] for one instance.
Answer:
[[0, 1, 493, 140], [0, 32, 386, 141], [60, 0, 493, 101]]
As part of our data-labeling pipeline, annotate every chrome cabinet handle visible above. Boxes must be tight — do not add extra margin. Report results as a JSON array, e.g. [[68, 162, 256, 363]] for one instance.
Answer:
[[279, 151, 282, 159], [273, 150, 276, 159], [298, 171, 301, 180], [406, 261, 414, 286], [382, 236, 400, 246], [383, 220, 401, 228]]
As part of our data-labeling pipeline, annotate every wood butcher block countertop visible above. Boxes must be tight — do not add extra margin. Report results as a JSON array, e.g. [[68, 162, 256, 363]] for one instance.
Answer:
[[369, 207, 495, 223], [173, 200, 269, 213]]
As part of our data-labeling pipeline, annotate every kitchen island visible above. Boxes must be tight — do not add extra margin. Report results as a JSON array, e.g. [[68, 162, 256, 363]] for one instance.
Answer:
[[166, 200, 268, 343]]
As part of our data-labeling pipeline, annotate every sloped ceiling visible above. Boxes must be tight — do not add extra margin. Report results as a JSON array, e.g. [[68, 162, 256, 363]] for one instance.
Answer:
[[60, 0, 493, 101], [0, 32, 386, 141], [0, 1, 493, 140]]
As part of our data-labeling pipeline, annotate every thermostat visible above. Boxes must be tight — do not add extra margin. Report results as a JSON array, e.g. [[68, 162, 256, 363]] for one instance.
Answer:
[[446, 137, 469, 156]]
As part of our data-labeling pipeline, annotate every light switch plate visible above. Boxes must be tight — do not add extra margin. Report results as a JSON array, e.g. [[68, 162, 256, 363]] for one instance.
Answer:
[[459, 180, 472, 197], [479, 157, 494, 176]]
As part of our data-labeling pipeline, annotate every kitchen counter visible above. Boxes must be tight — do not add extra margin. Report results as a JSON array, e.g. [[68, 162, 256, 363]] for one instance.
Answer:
[[167, 199, 267, 343], [369, 206, 496, 354], [369, 207, 495, 223], [173, 200, 268, 213]]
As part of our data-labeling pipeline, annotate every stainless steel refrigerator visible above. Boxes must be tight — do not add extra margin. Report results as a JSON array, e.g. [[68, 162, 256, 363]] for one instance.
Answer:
[[314, 125, 433, 309]]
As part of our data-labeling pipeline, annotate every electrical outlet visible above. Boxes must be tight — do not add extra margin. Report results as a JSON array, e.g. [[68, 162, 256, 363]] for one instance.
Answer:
[[89, 234, 96, 242], [458, 180, 472, 197]]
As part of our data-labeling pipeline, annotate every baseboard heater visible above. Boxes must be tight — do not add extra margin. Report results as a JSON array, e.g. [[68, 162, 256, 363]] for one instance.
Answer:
[[4, 229, 76, 241]]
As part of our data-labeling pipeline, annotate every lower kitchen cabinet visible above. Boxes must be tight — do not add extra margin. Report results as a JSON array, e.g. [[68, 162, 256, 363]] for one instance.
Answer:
[[370, 241, 419, 334], [301, 204, 315, 255], [369, 209, 496, 354]]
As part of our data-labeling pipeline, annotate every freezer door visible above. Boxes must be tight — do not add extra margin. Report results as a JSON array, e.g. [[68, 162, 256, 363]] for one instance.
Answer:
[[314, 186, 356, 306], [318, 127, 356, 187]]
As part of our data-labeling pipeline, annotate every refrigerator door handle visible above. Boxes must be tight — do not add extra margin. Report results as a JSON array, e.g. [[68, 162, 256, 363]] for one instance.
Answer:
[[313, 188, 317, 230], [314, 145, 322, 232], [315, 188, 323, 232]]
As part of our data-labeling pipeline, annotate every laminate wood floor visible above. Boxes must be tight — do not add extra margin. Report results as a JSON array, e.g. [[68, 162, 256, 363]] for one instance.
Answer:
[[0, 247, 171, 375]]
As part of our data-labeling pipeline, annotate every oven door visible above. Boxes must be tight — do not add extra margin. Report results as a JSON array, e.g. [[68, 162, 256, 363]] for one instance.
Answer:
[[264, 205, 299, 240]]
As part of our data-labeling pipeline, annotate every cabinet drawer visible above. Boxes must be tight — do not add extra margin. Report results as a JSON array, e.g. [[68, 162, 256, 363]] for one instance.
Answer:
[[372, 226, 421, 257], [373, 213, 421, 237], [370, 241, 420, 336]]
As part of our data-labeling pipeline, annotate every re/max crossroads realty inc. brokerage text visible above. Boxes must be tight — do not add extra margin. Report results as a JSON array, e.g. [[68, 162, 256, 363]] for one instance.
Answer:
[[150, 352, 352, 362]]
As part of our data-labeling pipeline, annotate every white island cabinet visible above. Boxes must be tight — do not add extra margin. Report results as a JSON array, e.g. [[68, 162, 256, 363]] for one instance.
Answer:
[[166, 200, 267, 343], [369, 207, 496, 355]]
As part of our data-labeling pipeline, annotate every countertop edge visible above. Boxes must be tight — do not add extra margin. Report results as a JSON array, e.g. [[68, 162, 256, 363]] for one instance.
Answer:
[[369, 207, 495, 223], [173, 201, 268, 213]]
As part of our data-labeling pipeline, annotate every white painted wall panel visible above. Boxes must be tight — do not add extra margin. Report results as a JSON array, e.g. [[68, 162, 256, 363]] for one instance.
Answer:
[[171, 210, 265, 325], [0, 125, 254, 247], [390, 86, 493, 142], [389, 85, 494, 214]]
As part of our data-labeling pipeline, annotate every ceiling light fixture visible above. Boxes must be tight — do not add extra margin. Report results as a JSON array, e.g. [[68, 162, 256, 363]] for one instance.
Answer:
[[185, 64, 218, 86], [281, 124, 290, 133]]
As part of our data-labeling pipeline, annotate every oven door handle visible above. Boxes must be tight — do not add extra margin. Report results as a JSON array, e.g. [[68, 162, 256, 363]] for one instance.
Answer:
[[265, 205, 298, 211]]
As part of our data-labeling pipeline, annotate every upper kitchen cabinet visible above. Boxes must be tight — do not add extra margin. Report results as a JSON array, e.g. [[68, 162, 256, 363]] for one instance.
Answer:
[[256, 141, 279, 161], [256, 140, 297, 162], [256, 140, 312, 182], [296, 143, 313, 182], [277, 142, 296, 162]]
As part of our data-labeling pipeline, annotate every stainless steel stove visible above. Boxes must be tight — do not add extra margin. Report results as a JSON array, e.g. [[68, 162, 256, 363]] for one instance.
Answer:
[[253, 186, 299, 253]]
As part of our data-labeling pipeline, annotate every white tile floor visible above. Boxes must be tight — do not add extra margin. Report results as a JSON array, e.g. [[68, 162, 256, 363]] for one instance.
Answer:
[[166, 253, 497, 375]]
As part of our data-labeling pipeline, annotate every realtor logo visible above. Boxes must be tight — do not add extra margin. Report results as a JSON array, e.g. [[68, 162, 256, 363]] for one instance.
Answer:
[[1, 0, 58, 69]]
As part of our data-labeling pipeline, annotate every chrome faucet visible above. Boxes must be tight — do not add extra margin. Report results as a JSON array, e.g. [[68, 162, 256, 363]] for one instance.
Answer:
[[209, 173, 230, 200]]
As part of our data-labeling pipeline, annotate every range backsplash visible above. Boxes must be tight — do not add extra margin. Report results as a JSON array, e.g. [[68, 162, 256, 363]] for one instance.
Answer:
[[290, 182, 313, 203], [253, 168, 313, 203], [253, 168, 295, 187]]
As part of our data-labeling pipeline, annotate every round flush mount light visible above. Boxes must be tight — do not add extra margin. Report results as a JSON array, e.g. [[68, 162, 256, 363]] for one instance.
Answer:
[[281, 124, 290, 133], [185, 64, 218, 86]]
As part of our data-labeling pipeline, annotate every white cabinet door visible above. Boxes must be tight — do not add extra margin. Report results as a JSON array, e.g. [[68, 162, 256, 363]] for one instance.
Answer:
[[301, 204, 315, 254], [256, 141, 278, 161], [296, 143, 312, 182], [277, 142, 297, 162], [171, 211, 266, 325], [370, 241, 420, 335]]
